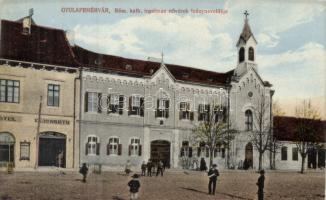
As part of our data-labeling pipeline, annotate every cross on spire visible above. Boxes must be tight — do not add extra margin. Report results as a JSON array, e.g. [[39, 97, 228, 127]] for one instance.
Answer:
[[244, 10, 249, 19]]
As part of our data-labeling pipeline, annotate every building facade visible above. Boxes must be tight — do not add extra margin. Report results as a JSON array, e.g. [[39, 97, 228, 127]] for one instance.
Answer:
[[74, 17, 274, 170], [0, 18, 80, 169]]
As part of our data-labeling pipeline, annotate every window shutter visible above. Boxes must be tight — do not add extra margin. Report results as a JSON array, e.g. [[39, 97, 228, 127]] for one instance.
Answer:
[[119, 95, 124, 115], [128, 145, 131, 156], [85, 143, 88, 155], [84, 92, 88, 112], [165, 100, 169, 118], [107, 95, 111, 114], [96, 143, 100, 155], [107, 144, 110, 155], [179, 110, 183, 120], [128, 97, 132, 115], [206, 147, 209, 158], [97, 93, 102, 113], [140, 97, 144, 117], [198, 105, 202, 121], [118, 144, 122, 155], [180, 148, 184, 157], [189, 147, 193, 158], [197, 147, 200, 157], [190, 112, 194, 121], [138, 145, 142, 156]]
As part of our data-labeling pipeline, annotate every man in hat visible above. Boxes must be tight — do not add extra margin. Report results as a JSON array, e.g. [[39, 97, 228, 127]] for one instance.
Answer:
[[128, 174, 141, 200], [207, 164, 219, 195], [256, 169, 265, 200]]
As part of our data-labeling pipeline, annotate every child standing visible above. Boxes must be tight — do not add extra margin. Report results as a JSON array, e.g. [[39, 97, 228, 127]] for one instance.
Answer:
[[128, 174, 141, 200], [79, 163, 88, 183]]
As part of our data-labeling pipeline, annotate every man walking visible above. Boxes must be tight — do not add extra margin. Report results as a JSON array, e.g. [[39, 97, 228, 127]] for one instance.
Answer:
[[256, 169, 265, 200], [208, 164, 219, 195], [141, 161, 146, 176], [147, 159, 152, 177]]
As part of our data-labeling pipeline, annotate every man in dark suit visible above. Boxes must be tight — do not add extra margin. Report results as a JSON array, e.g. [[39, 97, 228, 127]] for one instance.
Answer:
[[208, 164, 219, 195], [147, 159, 152, 177], [256, 169, 265, 200]]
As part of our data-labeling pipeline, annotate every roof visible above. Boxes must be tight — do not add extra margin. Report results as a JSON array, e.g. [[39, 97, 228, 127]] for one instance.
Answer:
[[0, 19, 79, 67], [72, 45, 234, 86], [274, 116, 326, 143], [236, 19, 257, 46]]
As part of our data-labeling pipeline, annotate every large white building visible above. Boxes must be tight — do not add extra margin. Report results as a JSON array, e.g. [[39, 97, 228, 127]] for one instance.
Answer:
[[74, 15, 274, 170]]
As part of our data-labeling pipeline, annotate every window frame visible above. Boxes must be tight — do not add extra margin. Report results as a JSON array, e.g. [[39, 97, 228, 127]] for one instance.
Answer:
[[87, 92, 99, 113], [281, 146, 288, 161], [0, 79, 20, 103], [130, 137, 140, 156], [86, 135, 99, 156], [19, 141, 30, 161], [108, 137, 120, 156], [47, 84, 60, 107], [292, 147, 299, 161], [180, 102, 191, 120], [245, 110, 253, 131]]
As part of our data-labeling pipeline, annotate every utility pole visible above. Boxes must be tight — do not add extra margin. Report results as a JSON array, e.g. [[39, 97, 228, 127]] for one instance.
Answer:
[[35, 95, 42, 169]]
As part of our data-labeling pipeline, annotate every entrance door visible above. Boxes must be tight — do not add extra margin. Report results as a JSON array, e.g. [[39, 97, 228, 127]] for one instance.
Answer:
[[244, 142, 253, 169], [151, 140, 170, 168], [0, 132, 15, 167], [39, 132, 66, 168]]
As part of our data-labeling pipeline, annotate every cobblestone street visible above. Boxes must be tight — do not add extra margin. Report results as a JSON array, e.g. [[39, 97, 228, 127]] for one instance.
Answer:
[[0, 170, 324, 200]]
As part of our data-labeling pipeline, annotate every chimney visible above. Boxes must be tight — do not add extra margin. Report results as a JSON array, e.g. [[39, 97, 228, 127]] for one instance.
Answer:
[[22, 8, 33, 35]]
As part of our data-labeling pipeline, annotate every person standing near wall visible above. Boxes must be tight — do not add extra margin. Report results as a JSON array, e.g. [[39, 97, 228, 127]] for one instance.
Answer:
[[256, 170, 265, 200]]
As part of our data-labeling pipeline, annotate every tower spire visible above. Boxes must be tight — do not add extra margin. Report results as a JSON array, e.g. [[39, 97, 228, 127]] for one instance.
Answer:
[[236, 10, 256, 46]]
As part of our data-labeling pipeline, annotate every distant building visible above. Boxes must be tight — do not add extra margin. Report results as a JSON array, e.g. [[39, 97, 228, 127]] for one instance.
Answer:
[[273, 116, 325, 170]]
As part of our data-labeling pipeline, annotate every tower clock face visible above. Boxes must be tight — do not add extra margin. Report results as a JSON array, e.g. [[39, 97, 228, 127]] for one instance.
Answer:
[[248, 91, 253, 97]]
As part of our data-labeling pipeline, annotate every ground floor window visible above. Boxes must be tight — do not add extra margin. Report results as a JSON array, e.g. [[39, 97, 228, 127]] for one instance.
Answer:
[[292, 147, 298, 161], [20, 142, 30, 160], [86, 136, 100, 155], [281, 146, 287, 160], [108, 137, 122, 155], [129, 138, 141, 156], [0, 132, 15, 166]]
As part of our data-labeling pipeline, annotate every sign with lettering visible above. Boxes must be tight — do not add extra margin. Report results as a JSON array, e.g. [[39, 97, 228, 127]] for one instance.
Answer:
[[35, 118, 70, 125], [0, 115, 22, 122]]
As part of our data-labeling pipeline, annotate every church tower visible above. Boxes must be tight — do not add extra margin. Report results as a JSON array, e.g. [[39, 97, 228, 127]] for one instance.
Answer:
[[235, 11, 257, 77]]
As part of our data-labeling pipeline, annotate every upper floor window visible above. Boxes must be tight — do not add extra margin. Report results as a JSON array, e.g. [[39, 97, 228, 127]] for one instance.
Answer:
[[249, 47, 254, 61], [292, 147, 298, 161], [128, 95, 144, 116], [107, 137, 122, 156], [47, 84, 60, 107], [239, 47, 245, 63], [0, 79, 20, 103], [85, 136, 100, 155], [108, 94, 124, 115], [156, 98, 169, 118], [179, 102, 193, 120], [198, 104, 210, 121], [245, 110, 253, 131], [129, 138, 141, 156], [281, 146, 287, 161], [85, 92, 101, 113]]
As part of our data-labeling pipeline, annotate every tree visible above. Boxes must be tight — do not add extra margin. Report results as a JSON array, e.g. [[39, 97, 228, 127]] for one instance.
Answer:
[[249, 94, 272, 170], [294, 100, 321, 174], [192, 104, 235, 168], [272, 100, 286, 116]]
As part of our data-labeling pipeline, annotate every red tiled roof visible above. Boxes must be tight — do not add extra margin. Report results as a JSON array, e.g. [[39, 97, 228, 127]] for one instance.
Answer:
[[274, 116, 326, 143], [72, 45, 234, 86], [0, 19, 79, 67]]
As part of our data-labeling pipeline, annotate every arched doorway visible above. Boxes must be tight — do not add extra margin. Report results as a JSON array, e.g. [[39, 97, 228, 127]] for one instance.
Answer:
[[38, 132, 66, 168], [244, 142, 253, 169], [0, 132, 15, 167], [151, 140, 170, 168]]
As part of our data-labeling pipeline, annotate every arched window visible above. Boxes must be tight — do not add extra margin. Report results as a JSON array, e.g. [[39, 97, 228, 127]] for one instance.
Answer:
[[245, 110, 253, 131], [107, 137, 121, 156], [86, 135, 100, 156], [129, 137, 141, 156], [249, 47, 254, 61], [281, 146, 288, 160], [239, 47, 245, 63]]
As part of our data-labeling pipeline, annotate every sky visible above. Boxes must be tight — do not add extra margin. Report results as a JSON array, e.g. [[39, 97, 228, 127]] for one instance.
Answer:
[[0, 0, 325, 118]]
